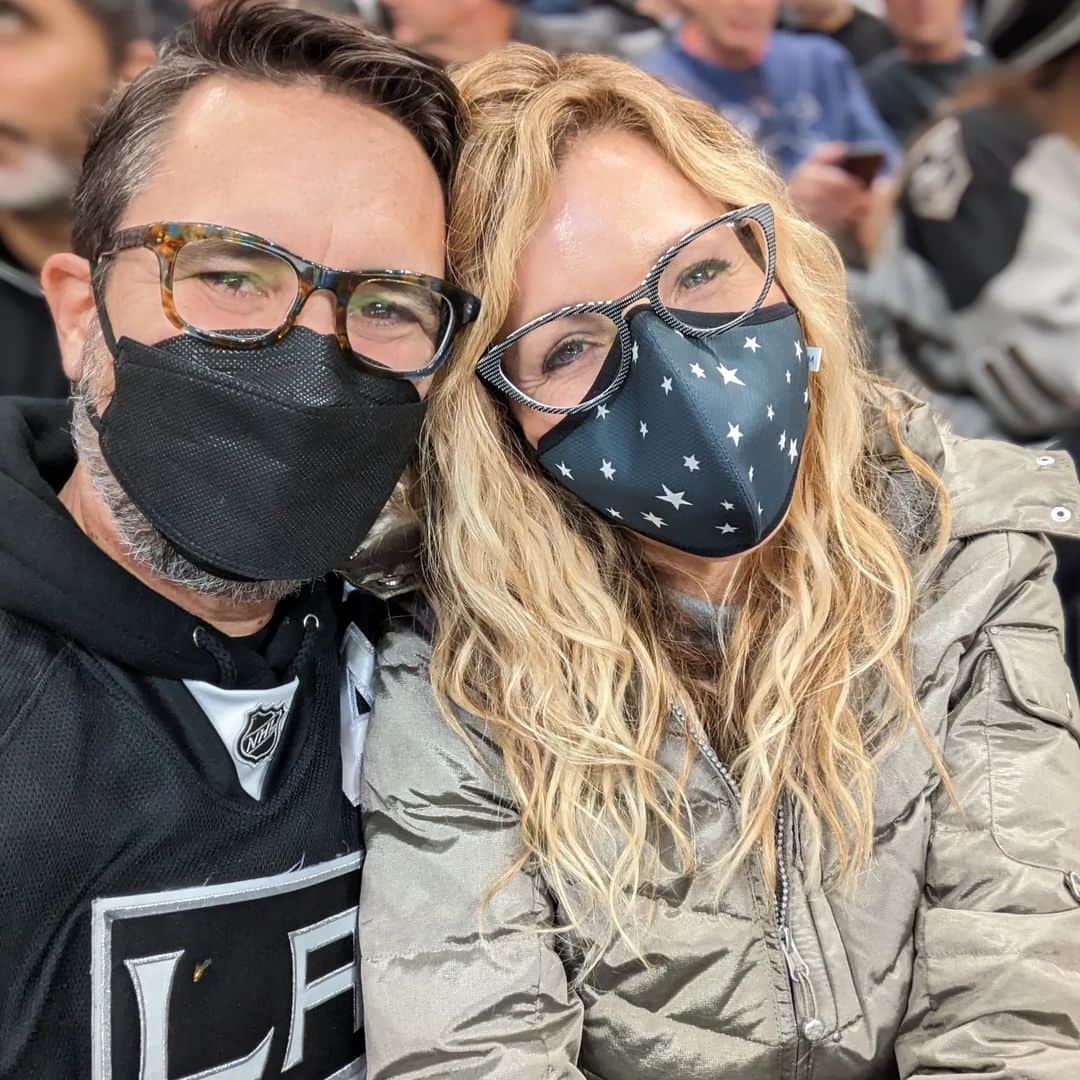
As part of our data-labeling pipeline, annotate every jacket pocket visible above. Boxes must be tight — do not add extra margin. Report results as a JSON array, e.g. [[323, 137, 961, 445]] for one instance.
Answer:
[[989, 624, 1076, 730], [981, 626, 1080, 890], [919, 905, 1080, 1015]]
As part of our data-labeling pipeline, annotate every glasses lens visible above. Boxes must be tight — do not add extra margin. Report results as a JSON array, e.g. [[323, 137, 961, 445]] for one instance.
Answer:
[[347, 277, 450, 374], [99, 245, 173, 343], [658, 216, 770, 323], [501, 311, 620, 409], [172, 238, 299, 336]]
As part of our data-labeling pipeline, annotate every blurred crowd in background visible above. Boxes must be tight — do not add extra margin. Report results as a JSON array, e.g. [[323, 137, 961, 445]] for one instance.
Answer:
[[2, 0, 1078, 654]]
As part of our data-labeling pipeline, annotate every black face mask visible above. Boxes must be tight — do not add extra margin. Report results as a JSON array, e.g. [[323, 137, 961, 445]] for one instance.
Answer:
[[87, 327, 424, 582]]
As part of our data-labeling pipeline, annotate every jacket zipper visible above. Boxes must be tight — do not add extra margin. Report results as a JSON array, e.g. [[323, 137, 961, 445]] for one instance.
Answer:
[[675, 704, 814, 1080], [776, 802, 819, 1052]]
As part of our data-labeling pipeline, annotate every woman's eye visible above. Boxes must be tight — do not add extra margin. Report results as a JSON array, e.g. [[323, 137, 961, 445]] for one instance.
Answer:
[[542, 338, 588, 374], [678, 259, 730, 290]]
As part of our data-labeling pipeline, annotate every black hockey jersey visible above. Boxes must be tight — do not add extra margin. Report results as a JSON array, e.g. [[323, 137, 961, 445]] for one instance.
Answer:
[[0, 398, 378, 1078], [866, 104, 1080, 443]]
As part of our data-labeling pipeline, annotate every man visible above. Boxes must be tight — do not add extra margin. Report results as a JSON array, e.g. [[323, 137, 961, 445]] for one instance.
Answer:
[[0, 2, 475, 1076], [862, 0, 989, 144], [782, 0, 896, 67], [383, 0, 661, 63], [0, 0, 153, 398], [643, 0, 898, 237]]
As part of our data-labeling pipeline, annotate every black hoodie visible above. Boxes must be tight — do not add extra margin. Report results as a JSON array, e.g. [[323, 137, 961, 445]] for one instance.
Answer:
[[0, 399, 374, 1079], [0, 238, 68, 398]]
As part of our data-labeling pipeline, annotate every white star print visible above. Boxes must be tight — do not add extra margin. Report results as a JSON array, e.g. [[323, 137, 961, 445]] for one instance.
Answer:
[[642, 511, 667, 529], [721, 500, 735, 511], [716, 364, 745, 386], [748, 466, 755, 484], [556, 462, 573, 479], [786, 370, 792, 384], [639, 421, 649, 439], [727, 422, 743, 447], [757, 501, 763, 516], [632, 341, 639, 362], [683, 455, 700, 472], [661, 377, 673, 395], [716, 523, 737, 534], [804, 388, 809, 405], [779, 430, 786, 451], [767, 404, 775, 421], [744, 336, 761, 354], [596, 404, 610, 419], [690, 363, 706, 380], [788, 438, 799, 464], [794, 340, 803, 361], [607, 507, 622, 519], [657, 485, 693, 510], [600, 459, 616, 480]]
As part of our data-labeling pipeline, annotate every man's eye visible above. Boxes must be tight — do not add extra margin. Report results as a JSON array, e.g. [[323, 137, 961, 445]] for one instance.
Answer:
[[201, 271, 262, 294], [356, 299, 412, 323], [678, 259, 730, 290]]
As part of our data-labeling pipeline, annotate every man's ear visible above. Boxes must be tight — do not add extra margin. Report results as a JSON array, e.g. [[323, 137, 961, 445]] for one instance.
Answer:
[[118, 38, 156, 83], [42, 254, 97, 383]]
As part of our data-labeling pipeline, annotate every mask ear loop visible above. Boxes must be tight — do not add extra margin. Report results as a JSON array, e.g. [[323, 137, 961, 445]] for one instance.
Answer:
[[82, 261, 124, 436], [89, 259, 123, 361]]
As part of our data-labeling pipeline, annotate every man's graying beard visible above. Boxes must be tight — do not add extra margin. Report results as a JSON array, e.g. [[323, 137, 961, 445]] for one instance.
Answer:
[[70, 324, 304, 605]]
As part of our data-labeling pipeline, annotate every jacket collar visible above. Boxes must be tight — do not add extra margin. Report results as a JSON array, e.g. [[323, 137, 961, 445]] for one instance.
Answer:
[[874, 385, 1080, 543], [343, 491, 422, 600]]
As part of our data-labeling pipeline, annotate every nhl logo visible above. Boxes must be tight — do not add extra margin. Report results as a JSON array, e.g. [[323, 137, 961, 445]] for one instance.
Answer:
[[237, 703, 287, 766]]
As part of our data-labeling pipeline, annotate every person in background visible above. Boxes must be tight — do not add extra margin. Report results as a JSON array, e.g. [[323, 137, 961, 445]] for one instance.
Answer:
[[642, 0, 898, 241], [382, 0, 660, 63], [153, 0, 364, 37], [869, 0, 1080, 445], [0, 0, 153, 398], [861, 0, 989, 145], [781, 0, 896, 67], [866, 0, 1080, 671], [148, 0, 193, 38]]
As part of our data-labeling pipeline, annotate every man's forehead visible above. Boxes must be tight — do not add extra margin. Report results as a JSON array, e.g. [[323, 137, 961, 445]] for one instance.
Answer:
[[119, 75, 447, 273]]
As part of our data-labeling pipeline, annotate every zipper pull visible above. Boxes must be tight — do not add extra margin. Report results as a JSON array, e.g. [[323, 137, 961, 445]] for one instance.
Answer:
[[781, 926, 825, 1042], [780, 925, 810, 980]]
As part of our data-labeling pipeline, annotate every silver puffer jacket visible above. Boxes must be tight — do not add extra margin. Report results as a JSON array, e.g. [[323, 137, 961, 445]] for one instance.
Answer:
[[357, 394, 1080, 1079]]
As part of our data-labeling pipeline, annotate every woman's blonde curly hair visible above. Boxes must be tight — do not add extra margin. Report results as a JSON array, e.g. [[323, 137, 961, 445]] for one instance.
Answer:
[[414, 45, 950, 973]]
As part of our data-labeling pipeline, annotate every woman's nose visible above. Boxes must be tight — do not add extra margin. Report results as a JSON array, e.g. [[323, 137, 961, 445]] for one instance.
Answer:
[[620, 297, 653, 321]]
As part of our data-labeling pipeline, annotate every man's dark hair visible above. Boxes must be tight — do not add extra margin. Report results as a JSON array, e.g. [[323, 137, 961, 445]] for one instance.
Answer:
[[76, 0, 149, 57], [73, 0, 464, 261]]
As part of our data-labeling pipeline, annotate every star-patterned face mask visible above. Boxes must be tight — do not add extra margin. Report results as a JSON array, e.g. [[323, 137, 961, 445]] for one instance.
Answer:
[[536, 303, 818, 557]]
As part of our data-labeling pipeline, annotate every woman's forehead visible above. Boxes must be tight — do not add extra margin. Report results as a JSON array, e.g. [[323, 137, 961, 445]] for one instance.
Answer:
[[510, 130, 727, 323]]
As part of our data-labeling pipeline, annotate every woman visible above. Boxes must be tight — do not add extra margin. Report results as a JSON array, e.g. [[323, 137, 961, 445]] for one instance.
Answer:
[[357, 47, 1080, 1079]]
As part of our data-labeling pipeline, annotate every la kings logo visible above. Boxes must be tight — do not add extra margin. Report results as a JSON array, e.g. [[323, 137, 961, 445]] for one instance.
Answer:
[[237, 703, 287, 766], [91, 853, 364, 1079]]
